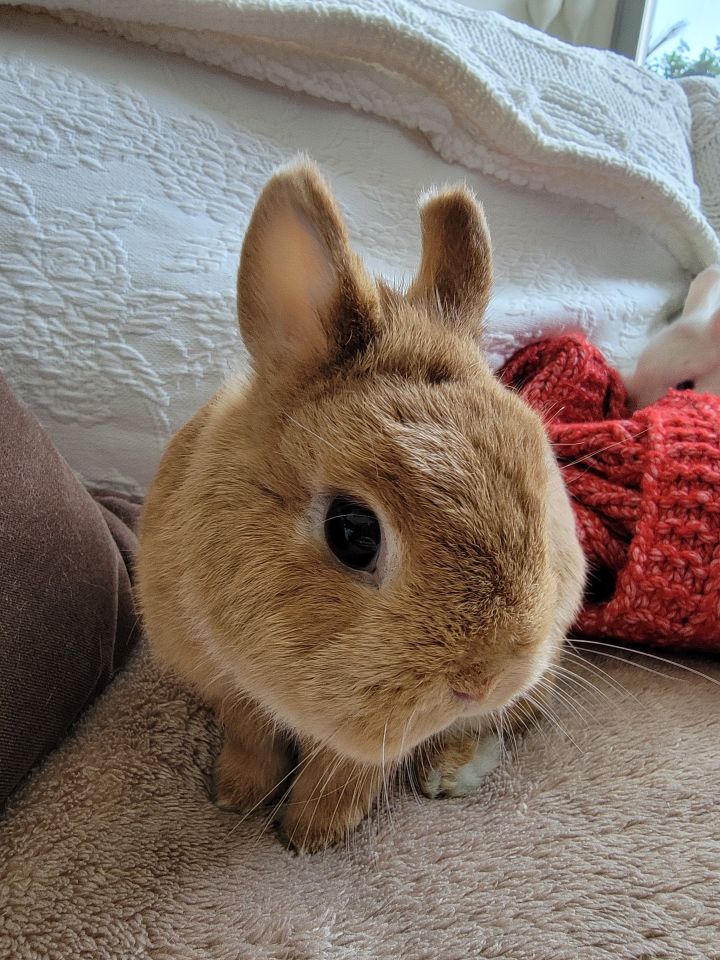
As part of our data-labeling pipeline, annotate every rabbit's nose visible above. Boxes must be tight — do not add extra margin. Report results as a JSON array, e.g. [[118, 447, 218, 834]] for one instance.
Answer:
[[451, 671, 499, 703]]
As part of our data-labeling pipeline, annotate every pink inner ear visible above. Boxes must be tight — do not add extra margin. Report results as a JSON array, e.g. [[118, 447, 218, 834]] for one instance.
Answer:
[[259, 205, 336, 364]]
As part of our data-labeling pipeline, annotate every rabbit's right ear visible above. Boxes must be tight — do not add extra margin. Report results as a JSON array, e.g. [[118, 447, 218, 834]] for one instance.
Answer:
[[237, 162, 379, 378]]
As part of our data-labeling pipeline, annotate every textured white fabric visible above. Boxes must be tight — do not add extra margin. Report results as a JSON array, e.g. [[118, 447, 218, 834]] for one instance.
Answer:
[[0, 8, 713, 493], [681, 77, 720, 240], [8, 0, 720, 271]]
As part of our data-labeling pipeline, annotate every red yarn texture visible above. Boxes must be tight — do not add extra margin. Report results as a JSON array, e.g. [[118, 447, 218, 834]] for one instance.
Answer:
[[500, 334, 720, 653]]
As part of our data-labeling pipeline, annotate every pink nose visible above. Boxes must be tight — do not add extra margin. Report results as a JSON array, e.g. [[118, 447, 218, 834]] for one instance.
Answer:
[[451, 674, 497, 703]]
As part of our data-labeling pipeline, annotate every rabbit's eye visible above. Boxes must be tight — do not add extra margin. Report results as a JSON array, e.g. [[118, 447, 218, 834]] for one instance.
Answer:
[[675, 379, 695, 391], [325, 496, 381, 572]]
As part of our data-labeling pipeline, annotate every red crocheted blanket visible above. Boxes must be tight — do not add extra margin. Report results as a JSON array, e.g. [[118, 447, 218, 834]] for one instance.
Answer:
[[500, 334, 720, 654]]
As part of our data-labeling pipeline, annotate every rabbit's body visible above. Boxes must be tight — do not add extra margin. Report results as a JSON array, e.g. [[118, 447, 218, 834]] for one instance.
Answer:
[[137, 164, 585, 851]]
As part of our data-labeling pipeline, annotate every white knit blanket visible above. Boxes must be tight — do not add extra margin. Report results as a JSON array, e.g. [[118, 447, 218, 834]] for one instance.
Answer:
[[9, 0, 720, 271], [2, 3, 719, 494]]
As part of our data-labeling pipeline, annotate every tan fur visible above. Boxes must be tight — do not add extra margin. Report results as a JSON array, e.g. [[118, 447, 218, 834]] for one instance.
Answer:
[[136, 162, 585, 852]]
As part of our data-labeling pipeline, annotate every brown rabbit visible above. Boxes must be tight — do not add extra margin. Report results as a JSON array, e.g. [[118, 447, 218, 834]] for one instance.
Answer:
[[136, 162, 585, 852]]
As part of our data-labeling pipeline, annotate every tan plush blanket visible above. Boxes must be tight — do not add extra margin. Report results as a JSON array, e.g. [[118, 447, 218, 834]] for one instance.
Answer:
[[2, 644, 718, 959]]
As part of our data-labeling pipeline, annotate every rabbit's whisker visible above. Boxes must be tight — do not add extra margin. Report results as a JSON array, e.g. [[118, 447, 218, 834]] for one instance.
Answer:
[[560, 426, 649, 471], [549, 662, 615, 708], [535, 675, 589, 727], [545, 669, 615, 725], [522, 691, 584, 754], [568, 639, 720, 688], [562, 649, 645, 706]]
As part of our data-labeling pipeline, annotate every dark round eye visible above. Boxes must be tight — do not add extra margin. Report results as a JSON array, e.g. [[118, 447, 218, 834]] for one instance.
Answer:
[[675, 380, 695, 391], [325, 496, 381, 572]]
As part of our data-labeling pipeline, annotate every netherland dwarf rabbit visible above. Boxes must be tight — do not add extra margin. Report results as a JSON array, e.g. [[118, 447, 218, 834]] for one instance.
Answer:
[[136, 163, 585, 852]]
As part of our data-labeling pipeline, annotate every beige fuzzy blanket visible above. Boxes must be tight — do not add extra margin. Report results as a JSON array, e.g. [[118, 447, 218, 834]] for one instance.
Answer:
[[2, 644, 718, 959]]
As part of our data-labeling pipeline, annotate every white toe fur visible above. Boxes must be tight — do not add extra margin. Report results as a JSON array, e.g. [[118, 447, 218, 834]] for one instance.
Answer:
[[445, 731, 502, 797], [421, 730, 502, 799]]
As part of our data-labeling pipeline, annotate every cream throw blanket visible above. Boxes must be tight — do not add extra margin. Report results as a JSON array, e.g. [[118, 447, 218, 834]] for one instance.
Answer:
[[10, 0, 720, 271]]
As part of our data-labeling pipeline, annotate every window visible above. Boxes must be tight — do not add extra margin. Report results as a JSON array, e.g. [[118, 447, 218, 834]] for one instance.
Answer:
[[613, 0, 720, 75]]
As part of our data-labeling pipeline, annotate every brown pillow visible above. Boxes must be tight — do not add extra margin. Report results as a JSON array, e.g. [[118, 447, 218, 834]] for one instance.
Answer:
[[0, 374, 141, 808]]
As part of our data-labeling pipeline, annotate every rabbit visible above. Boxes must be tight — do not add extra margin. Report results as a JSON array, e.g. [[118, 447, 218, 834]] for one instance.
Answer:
[[624, 265, 720, 409], [136, 162, 586, 853]]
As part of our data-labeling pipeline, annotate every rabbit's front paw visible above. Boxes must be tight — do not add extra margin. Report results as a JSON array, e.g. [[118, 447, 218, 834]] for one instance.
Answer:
[[212, 736, 289, 813], [418, 728, 502, 799], [278, 796, 366, 854], [277, 748, 381, 853]]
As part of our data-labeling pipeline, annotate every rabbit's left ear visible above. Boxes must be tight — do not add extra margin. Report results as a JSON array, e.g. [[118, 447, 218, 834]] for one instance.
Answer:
[[407, 185, 493, 331]]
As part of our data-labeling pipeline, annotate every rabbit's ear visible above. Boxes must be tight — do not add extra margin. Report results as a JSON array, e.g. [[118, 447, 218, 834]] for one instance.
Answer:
[[407, 185, 493, 330], [237, 161, 378, 376]]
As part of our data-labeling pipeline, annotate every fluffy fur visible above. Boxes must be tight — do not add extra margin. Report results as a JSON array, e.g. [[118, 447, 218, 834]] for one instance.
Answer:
[[136, 163, 585, 851]]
